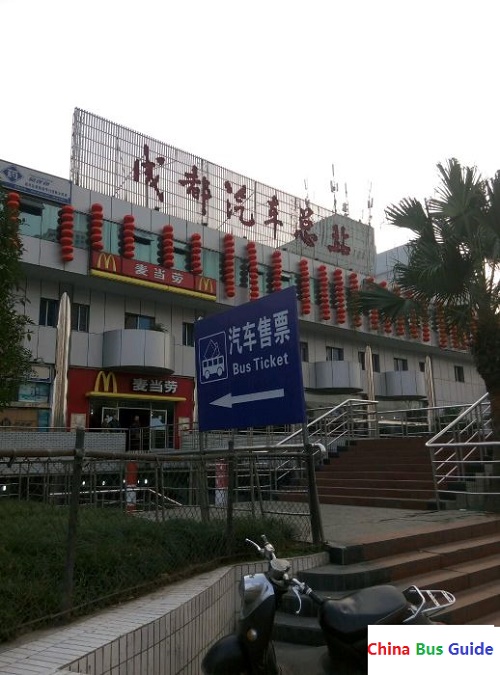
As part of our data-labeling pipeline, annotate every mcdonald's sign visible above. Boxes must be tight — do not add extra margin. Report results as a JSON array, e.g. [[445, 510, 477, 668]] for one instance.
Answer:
[[93, 370, 118, 394], [194, 276, 216, 296], [91, 251, 120, 273]]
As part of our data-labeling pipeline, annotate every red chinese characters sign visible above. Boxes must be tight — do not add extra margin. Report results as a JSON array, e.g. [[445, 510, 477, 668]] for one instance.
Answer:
[[90, 251, 217, 298]]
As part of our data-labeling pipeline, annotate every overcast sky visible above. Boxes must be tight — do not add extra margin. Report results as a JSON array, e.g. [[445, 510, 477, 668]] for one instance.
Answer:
[[1, 0, 498, 252]]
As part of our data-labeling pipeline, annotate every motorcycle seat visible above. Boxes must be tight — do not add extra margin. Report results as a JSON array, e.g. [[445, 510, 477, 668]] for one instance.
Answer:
[[320, 584, 408, 634]]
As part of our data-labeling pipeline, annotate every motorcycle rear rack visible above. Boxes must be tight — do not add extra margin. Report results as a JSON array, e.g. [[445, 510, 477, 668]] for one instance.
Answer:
[[402, 585, 456, 621]]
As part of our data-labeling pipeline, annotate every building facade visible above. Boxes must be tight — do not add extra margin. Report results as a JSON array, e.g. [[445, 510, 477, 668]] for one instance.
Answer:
[[0, 111, 485, 441]]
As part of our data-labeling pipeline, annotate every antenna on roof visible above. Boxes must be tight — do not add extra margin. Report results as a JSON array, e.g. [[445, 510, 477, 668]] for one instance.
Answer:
[[304, 178, 309, 201], [342, 183, 349, 217], [330, 164, 338, 213], [367, 182, 374, 226]]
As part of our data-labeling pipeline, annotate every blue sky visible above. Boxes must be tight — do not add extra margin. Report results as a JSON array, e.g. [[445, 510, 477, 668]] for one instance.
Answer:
[[1, 0, 498, 252]]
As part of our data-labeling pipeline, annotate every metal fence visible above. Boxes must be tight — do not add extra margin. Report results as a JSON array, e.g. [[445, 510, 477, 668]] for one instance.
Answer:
[[0, 430, 316, 641]]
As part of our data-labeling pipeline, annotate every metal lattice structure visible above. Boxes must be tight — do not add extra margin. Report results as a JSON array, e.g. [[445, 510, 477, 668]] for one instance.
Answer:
[[70, 109, 374, 272]]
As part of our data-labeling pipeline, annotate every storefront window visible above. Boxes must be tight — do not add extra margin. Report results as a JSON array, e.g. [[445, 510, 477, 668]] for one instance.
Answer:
[[134, 230, 159, 264]]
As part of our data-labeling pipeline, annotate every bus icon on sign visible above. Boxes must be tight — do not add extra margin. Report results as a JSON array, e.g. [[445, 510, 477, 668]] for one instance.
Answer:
[[199, 332, 228, 383]]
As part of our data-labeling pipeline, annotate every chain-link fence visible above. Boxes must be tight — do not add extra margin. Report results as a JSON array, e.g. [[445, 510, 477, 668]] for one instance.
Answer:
[[0, 430, 317, 641]]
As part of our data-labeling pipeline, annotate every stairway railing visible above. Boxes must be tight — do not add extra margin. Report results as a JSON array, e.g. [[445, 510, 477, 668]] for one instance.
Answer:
[[426, 394, 500, 507]]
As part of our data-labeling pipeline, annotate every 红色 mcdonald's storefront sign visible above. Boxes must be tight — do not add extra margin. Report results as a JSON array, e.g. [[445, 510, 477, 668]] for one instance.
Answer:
[[90, 251, 216, 299], [85, 370, 188, 402]]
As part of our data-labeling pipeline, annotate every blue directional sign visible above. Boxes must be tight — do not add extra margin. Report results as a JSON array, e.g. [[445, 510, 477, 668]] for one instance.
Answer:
[[194, 287, 306, 431]]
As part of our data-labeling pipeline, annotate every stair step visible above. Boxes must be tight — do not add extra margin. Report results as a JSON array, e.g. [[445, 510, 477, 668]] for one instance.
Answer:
[[273, 611, 325, 646], [438, 580, 500, 624], [317, 487, 436, 499], [316, 478, 434, 490], [315, 494, 436, 509], [297, 550, 443, 592]]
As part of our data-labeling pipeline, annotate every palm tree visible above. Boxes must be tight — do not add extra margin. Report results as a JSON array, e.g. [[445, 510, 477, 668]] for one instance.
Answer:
[[358, 159, 500, 508]]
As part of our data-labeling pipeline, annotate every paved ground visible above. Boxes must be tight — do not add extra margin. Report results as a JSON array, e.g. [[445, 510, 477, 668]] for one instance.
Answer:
[[317, 503, 500, 546]]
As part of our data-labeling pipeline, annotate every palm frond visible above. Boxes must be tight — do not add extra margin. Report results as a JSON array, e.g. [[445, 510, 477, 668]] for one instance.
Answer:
[[385, 198, 434, 238]]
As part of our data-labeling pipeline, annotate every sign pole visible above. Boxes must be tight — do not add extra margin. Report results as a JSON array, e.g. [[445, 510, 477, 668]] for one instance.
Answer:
[[301, 423, 324, 545]]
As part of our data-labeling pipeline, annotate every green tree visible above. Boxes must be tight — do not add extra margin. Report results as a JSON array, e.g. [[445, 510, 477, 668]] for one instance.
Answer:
[[0, 188, 33, 409], [358, 159, 500, 506]]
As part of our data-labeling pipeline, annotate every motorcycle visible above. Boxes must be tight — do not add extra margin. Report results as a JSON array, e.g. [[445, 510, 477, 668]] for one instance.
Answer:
[[201, 535, 455, 674]]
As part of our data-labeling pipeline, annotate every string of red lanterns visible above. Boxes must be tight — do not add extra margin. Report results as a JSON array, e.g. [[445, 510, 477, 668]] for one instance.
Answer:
[[90, 203, 104, 251], [190, 233, 202, 275], [317, 265, 331, 321], [348, 272, 362, 328], [121, 215, 135, 259], [299, 259, 311, 315], [223, 234, 235, 298], [364, 277, 380, 331], [393, 285, 406, 336], [58, 205, 75, 262], [435, 303, 448, 349], [271, 250, 282, 292], [247, 241, 259, 301], [378, 280, 393, 334], [161, 224, 174, 268], [333, 268, 346, 324]]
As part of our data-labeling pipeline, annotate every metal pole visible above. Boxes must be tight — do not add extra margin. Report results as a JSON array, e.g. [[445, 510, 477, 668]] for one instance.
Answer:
[[197, 432, 210, 522], [301, 423, 324, 545], [226, 438, 235, 555], [60, 427, 85, 620]]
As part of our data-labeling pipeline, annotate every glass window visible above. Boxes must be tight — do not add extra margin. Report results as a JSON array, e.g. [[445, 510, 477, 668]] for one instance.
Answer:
[[182, 322, 195, 347], [125, 313, 154, 330], [19, 202, 43, 238], [358, 351, 365, 370], [39, 298, 59, 327], [419, 361, 426, 373], [372, 353, 380, 372], [174, 241, 188, 270], [300, 342, 309, 362], [394, 357, 408, 372], [73, 212, 89, 249], [134, 230, 158, 264], [202, 249, 220, 279], [454, 365, 465, 383], [326, 346, 344, 361], [40, 203, 60, 242], [102, 219, 120, 255], [71, 303, 90, 332]]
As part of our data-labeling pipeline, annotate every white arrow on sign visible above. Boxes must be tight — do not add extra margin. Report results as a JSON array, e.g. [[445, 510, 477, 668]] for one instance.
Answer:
[[210, 388, 285, 408]]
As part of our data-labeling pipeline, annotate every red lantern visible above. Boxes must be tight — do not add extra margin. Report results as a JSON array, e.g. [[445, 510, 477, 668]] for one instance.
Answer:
[[58, 205, 74, 262], [190, 233, 202, 275], [162, 224, 174, 268], [333, 268, 346, 324], [299, 259, 311, 315], [271, 250, 282, 292], [90, 203, 104, 251], [317, 265, 331, 321], [121, 215, 135, 258], [6, 191, 20, 222], [223, 233, 235, 298], [247, 241, 259, 300]]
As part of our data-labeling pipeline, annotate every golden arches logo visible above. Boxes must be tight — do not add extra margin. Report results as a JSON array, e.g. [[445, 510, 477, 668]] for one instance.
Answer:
[[195, 276, 215, 295], [95, 253, 117, 272], [94, 371, 118, 393]]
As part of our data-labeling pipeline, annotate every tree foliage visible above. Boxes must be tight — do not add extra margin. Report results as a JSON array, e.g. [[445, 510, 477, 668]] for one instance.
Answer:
[[358, 158, 500, 430], [0, 188, 33, 409]]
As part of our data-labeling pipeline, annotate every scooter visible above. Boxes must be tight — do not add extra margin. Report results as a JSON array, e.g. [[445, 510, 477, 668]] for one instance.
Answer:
[[201, 535, 455, 674]]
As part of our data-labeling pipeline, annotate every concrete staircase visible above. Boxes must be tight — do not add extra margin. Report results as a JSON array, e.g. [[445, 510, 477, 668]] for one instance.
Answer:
[[314, 437, 439, 510], [273, 514, 500, 651]]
